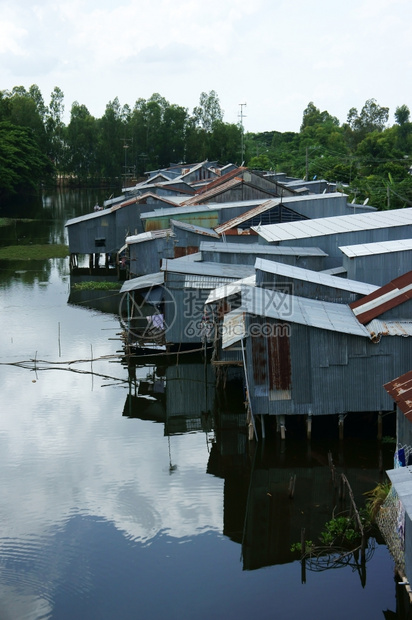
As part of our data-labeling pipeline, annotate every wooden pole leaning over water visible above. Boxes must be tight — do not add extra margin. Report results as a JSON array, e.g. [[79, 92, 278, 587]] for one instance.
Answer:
[[241, 338, 258, 441], [340, 474, 366, 563]]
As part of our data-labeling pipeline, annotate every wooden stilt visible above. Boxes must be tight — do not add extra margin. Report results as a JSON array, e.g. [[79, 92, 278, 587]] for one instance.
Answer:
[[280, 415, 286, 440], [338, 414, 345, 440], [306, 414, 312, 440], [377, 411, 383, 441]]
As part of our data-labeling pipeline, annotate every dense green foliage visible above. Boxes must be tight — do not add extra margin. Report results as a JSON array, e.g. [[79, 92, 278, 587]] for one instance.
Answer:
[[245, 99, 412, 209], [0, 87, 242, 201], [1, 85, 412, 210]]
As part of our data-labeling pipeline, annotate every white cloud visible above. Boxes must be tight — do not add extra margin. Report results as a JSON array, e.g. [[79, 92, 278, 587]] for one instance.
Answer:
[[1, 0, 412, 131]]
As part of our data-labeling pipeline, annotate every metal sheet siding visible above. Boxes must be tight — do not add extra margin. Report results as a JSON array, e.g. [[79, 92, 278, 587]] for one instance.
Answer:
[[244, 315, 412, 417], [343, 251, 412, 287]]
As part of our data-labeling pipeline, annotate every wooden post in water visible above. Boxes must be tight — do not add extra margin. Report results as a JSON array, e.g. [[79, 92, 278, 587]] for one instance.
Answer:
[[301, 527, 306, 584], [377, 411, 383, 440], [306, 414, 312, 440], [338, 414, 345, 440], [280, 415, 286, 440]]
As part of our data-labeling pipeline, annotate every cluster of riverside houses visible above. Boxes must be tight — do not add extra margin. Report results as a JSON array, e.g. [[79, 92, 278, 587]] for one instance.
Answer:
[[66, 160, 412, 587]]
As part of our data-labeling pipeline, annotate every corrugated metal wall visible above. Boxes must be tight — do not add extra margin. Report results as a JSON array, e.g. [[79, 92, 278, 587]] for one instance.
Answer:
[[245, 318, 412, 416], [344, 251, 412, 287]]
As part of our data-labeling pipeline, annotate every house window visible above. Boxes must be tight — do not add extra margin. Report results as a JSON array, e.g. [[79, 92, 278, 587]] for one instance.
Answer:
[[95, 238, 106, 248]]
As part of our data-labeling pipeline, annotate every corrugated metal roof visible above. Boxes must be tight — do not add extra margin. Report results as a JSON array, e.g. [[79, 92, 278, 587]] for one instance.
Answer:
[[161, 258, 255, 279], [126, 229, 173, 245], [321, 266, 347, 275], [255, 257, 379, 296], [238, 285, 371, 337], [214, 199, 278, 233], [187, 166, 245, 196], [252, 206, 412, 242], [183, 176, 243, 205], [65, 207, 112, 227], [350, 271, 412, 324], [384, 370, 412, 421], [170, 219, 220, 238], [366, 319, 412, 338], [120, 271, 165, 293], [122, 192, 182, 208], [183, 275, 236, 290], [166, 252, 202, 263], [340, 238, 412, 258], [200, 241, 327, 257], [205, 275, 256, 304], [141, 199, 270, 220]]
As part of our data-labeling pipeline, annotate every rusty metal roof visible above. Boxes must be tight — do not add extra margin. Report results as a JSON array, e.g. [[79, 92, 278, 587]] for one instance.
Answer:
[[183, 177, 244, 206], [366, 319, 412, 338], [188, 166, 246, 196], [384, 370, 412, 421], [214, 199, 279, 233], [350, 271, 412, 324]]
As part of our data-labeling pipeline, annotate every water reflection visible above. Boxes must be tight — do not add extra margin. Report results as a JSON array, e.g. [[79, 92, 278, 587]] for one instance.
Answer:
[[0, 190, 403, 619]]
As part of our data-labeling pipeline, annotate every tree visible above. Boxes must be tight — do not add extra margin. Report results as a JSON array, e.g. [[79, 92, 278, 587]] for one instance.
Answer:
[[66, 102, 98, 180], [0, 121, 54, 199], [395, 104, 410, 126], [300, 102, 339, 131], [46, 87, 66, 170], [193, 90, 223, 133], [347, 99, 389, 134]]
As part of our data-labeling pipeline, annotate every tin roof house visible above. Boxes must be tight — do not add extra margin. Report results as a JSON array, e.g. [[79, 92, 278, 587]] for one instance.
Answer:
[[200, 242, 328, 271], [253, 207, 412, 272], [205, 268, 412, 440], [340, 238, 412, 286], [119, 255, 254, 351]]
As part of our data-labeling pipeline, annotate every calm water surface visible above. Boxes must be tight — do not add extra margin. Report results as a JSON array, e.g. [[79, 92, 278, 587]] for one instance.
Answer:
[[0, 191, 402, 619]]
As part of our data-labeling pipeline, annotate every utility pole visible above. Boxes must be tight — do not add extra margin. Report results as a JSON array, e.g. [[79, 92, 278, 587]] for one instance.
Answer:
[[239, 103, 247, 164], [121, 138, 133, 186]]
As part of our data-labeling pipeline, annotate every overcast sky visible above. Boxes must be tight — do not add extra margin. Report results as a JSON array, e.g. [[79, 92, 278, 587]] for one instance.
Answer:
[[1, 0, 411, 133]]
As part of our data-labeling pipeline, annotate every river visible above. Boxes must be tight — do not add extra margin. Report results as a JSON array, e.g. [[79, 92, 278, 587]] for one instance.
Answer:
[[0, 189, 403, 619]]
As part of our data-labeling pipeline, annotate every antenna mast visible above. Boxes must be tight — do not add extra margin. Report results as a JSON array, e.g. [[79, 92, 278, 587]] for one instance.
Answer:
[[239, 103, 247, 164]]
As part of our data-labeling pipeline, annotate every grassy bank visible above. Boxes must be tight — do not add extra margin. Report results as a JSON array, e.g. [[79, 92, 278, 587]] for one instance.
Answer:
[[0, 244, 69, 260], [0, 218, 37, 227], [71, 281, 121, 291]]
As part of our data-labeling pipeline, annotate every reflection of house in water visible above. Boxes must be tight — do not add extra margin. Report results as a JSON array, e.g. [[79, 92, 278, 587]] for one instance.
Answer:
[[208, 435, 391, 573], [123, 361, 215, 436]]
